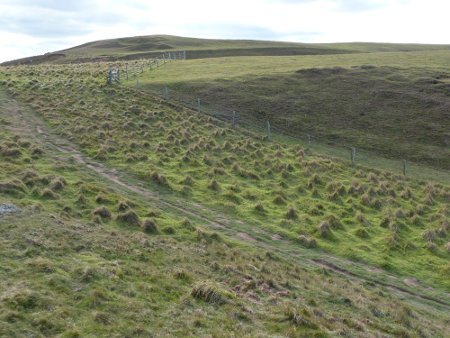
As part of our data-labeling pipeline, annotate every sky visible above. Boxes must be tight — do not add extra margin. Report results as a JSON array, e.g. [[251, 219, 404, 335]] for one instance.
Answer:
[[1, 0, 450, 62]]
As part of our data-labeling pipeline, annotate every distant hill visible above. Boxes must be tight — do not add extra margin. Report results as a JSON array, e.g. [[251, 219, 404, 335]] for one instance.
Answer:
[[3, 34, 450, 65]]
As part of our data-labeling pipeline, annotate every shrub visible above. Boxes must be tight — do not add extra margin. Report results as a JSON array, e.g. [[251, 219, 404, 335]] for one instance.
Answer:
[[92, 206, 111, 220], [116, 210, 141, 226]]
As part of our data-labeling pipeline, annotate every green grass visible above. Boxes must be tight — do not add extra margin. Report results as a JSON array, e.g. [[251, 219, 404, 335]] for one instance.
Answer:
[[131, 52, 450, 170], [0, 58, 450, 337], [2, 87, 449, 336], [1, 62, 449, 295], [4, 34, 450, 66]]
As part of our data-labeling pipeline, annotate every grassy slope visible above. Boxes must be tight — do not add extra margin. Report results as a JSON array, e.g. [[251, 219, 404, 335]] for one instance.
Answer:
[[4, 35, 450, 66], [134, 51, 450, 170], [1, 63, 449, 293], [2, 82, 449, 337]]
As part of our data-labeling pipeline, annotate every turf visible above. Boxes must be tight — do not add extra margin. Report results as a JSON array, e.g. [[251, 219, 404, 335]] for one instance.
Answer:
[[133, 51, 450, 170], [1, 46, 450, 336]]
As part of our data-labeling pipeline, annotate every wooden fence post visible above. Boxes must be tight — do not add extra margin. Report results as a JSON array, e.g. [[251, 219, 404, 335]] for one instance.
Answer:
[[351, 147, 356, 166], [403, 160, 407, 176], [266, 120, 271, 141], [197, 98, 201, 113], [125, 63, 128, 80], [232, 111, 236, 128]]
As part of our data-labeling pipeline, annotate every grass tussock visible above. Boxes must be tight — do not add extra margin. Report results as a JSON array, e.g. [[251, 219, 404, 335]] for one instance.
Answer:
[[191, 281, 231, 305], [116, 210, 141, 226], [92, 206, 112, 220], [142, 218, 158, 233]]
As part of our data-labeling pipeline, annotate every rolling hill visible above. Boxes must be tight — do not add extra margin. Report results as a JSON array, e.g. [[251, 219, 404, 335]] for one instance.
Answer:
[[0, 35, 449, 336]]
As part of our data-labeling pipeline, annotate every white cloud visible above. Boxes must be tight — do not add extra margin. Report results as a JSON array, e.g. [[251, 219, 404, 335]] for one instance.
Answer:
[[1, 0, 450, 62]]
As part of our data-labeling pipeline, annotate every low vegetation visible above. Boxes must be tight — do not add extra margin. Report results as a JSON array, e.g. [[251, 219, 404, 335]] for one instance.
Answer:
[[0, 41, 449, 336]]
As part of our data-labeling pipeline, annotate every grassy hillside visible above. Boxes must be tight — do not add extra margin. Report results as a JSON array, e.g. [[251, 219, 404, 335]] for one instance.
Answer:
[[7, 104, 440, 337], [1, 52, 450, 335], [135, 51, 450, 170], [1, 62, 449, 290], [4, 34, 450, 66]]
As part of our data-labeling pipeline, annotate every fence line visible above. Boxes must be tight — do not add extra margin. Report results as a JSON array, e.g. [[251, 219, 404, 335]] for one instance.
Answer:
[[134, 84, 449, 182]]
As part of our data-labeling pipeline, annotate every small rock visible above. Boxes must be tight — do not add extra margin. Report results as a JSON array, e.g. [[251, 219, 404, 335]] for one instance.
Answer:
[[0, 203, 21, 217]]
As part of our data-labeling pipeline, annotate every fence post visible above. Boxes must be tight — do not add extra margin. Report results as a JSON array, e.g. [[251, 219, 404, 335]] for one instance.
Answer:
[[403, 160, 407, 176], [125, 63, 128, 80], [307, 134, 311, 145], [232, 111, 236, 128], [351, 147, 356, 166], [107, 66, 112, 84], [197, 98, 201, 113], [266, 120, 271, 141], [183, 50, 186, 60], [163, 86, 169, 100]]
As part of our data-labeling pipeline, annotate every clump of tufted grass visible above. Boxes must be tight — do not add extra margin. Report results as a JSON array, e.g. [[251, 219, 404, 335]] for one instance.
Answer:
[[191, 281, 231, 305], [40, 188, 58, 199], [283, 306, 318, 328], [254, 202, 266, 213], [182, 175, 194, 186], [142, 218, 158, 233], [208, 179, 220, 191], [180, 218, 195, 231], [0, 179, 27, 196], [92, 206, 112, 220], [150, 171, 169, 186], [285, 206, 298, 220], [298, 234, 317, 248], [317, 221, 332, 238], [117, 200, 130, 211], [354, 227, 370, 238], [273, 195, 286, 205], [116, 210, 141, 227]]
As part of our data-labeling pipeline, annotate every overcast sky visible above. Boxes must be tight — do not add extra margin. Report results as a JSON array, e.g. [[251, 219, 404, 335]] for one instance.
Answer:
[[1, 0, 449, 62]]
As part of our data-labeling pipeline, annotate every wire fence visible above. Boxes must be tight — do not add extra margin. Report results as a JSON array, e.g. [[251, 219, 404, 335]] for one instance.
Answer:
[[106, 57, 449, 183]]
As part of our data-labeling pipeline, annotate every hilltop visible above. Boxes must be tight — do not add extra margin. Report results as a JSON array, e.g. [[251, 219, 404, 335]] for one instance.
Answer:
[[3, 34, 450, 66]]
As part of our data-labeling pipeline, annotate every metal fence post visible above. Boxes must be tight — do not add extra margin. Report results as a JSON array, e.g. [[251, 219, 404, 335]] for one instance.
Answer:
[[351, 147, 356, 166], [403, 160, 407, 176]]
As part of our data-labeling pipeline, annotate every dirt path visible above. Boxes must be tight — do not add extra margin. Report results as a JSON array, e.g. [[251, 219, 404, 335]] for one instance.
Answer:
[[2, 93, 449, 311]]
